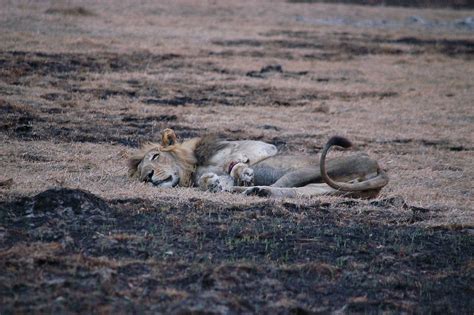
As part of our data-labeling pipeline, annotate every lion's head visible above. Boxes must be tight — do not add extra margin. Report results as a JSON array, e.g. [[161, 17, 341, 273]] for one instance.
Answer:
[[128, 129, 197, 188]]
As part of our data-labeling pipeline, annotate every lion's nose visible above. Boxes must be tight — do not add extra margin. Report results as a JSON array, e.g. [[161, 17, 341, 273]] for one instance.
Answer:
[[146, 170, 154, 182]]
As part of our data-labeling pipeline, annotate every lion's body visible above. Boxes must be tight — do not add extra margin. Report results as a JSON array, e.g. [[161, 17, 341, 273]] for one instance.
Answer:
[[192, 138, 278, 183], [128, 130, 388, 198]]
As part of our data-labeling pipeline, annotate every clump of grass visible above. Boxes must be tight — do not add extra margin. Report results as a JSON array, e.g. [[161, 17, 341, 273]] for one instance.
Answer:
[[45, 7, 96, 17]]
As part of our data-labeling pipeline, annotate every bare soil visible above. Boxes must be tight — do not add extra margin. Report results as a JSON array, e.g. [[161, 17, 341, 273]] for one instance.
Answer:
[[1, 1, 473, 313]]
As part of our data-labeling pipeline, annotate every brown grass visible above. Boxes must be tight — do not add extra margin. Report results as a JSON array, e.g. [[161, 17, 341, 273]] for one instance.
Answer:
[[1, 0, 472, 226], [0, 0, 473, 313]]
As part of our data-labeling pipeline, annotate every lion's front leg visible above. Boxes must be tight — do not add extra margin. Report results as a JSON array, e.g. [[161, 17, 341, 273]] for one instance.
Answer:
[[198, 173, 234, 193]]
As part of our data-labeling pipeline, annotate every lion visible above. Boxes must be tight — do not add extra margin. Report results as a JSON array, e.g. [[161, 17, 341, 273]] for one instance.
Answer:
[[128, 128, 389, 198]]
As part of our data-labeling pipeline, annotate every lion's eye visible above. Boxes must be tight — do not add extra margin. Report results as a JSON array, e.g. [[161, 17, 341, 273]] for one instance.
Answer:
[[151, 153, 160, 160]]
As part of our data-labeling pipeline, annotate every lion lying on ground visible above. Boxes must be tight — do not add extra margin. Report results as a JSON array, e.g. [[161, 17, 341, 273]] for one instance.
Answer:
[[128, 129, 388, 198]]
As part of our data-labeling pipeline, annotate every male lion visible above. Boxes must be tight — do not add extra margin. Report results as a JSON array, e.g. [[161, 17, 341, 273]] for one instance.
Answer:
[[128, 129, 388, 198]]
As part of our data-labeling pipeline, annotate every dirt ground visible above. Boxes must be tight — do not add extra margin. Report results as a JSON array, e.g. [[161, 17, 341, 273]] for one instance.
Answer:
[[1, 0, 473, 313]]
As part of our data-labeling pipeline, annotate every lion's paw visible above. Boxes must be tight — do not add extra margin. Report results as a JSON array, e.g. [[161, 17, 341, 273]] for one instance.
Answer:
[[198, 173, 222, 193], [239, 167, 254, 186], [243, 186, 272, 197], [230, 163, 254, 186], [198, 173, 234, 193]]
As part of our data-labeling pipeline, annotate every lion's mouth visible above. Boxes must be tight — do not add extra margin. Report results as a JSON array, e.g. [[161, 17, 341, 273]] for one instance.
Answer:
[[152, 175, 176, 187]]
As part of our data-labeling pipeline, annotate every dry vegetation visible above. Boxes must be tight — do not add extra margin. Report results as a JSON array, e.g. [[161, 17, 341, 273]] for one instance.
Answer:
[[0, 0, 473, 313]]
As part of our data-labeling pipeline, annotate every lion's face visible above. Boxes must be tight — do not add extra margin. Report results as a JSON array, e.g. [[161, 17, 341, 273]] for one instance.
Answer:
[[135, 148, 182, 188]]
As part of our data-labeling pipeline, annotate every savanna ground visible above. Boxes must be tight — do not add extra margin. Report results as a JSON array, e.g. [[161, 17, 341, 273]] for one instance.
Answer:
[[0, 0, 473, 313]]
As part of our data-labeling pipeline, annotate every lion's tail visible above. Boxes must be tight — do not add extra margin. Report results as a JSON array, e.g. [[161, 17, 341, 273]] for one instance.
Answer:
[[320, 136, 389, 192]]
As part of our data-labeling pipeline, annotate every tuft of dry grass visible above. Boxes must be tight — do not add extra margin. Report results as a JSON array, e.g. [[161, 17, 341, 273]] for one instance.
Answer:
[[45, 6, 96, 17]]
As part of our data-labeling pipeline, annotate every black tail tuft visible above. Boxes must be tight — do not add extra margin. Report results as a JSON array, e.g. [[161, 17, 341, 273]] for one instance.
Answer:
[[326, 136, 352, 149]]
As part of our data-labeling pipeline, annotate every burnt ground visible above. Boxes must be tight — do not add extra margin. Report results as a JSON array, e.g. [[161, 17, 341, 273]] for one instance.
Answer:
[[1, 188, 473, 313], [0, 0, 473, 314]]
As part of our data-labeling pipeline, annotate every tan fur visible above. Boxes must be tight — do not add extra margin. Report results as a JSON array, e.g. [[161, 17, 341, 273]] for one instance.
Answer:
[[128, 139, 198, 187], [161, 144, 197, 187], [320, 136, 389, 192], [193, 135, 229, 166]]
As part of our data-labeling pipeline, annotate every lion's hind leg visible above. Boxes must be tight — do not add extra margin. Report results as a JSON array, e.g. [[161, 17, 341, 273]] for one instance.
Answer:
[[239, 184, 336, 198], [239, 182, 381, 199]]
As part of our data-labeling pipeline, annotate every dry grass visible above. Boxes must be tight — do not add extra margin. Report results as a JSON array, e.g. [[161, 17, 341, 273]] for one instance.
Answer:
[[1, 1, 472, 226], [0, 0, 473, 313]]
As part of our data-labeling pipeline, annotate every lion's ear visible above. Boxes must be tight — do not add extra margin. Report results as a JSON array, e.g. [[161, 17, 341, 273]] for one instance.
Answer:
[[161, 128, 178, 147]]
